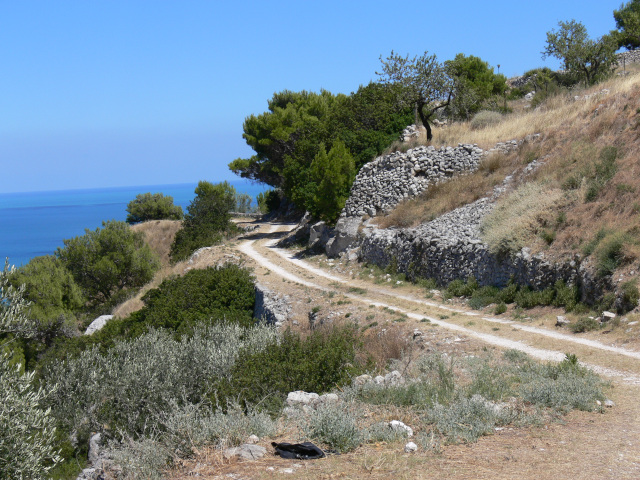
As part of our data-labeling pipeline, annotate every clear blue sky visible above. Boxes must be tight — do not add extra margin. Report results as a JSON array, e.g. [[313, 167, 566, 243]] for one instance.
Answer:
[[0, 0, 623, 193]]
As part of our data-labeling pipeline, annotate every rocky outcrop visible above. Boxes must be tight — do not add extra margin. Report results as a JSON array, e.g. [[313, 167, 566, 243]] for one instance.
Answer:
[[254, 283, 291, 327], [85, 315, 114, 335]]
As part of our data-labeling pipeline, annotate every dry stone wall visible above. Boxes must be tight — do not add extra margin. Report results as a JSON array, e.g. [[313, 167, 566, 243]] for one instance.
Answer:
[[358, 198, 588, 291], [343, 144, 483, 218]]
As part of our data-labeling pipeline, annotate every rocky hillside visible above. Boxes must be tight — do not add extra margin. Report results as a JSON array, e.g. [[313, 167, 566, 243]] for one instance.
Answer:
[[310, 71, 640, 311]]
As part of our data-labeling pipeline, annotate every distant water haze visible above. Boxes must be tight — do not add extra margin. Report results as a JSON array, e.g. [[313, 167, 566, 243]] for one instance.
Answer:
[[0, 179, 268, 267]]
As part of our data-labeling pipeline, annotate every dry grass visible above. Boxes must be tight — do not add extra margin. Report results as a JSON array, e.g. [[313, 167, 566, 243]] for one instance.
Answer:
[[379, 71, 640, 273], [131, 219, 182, 266], [376, 151, 520, 229]]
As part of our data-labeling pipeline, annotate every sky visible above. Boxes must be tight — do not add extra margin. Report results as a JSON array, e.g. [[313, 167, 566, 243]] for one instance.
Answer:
[[0, 0, 625, 194]]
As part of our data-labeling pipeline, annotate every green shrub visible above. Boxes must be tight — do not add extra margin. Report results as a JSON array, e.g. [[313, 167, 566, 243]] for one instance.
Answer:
[[569, 317, 600, 333], [125, 192, 183, 224], [470, 110, 503, 130], [594, 231, 631, 277], [43, 323, 278, 439], [56, 220, 160, 305], [0, 354, 61, 479], [256, 189, 282, 214], [619, 279, 639, 312], [215, 326, 365, 414], [494, 302, 507, 315], [133, 265, 255, 334], [304, 402, 363, 453], [427, 395, 512, 444], [446, 276, 478, 297], [552, 280, 579, 311], [170, 181, 238, 262]]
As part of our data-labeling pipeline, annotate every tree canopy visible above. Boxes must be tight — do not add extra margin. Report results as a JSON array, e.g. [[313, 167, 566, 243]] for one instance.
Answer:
[[228, 84, 413, 222], [542, 20, 617, 86], [126, 192, 183, 224], [169, 181, 238, 262], [613, 0, 640, 50], [445, 53, 508, 120], [377, 50, 454, 141], [56, 220, 160, 305]]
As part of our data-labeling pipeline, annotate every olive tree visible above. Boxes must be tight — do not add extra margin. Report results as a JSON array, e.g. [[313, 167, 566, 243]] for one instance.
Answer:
[[377, 50, 454, 141], [542, 20, 617, 86], [0, 261, 61, 479]]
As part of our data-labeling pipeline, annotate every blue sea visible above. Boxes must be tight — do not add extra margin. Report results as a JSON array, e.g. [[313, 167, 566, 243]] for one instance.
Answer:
[[0, 180, 268, 268]]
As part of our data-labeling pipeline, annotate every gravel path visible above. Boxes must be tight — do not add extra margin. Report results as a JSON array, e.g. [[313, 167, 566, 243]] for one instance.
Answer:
[[239, 222, 640, 386]]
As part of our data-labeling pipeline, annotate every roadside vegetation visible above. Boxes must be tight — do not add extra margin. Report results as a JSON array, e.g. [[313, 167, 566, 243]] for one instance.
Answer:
[[3, 3, 639, 478]]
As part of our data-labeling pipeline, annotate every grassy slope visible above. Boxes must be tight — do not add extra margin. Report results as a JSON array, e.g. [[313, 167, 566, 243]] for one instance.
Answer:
[[377, 69, 640, 294]]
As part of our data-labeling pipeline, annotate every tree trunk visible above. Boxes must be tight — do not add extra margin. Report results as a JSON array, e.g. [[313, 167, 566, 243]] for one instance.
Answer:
[[417, 103, 433, 141]]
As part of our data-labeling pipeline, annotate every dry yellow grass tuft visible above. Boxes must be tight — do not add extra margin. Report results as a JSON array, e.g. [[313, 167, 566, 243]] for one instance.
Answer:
[[131, 219, 182, 266]]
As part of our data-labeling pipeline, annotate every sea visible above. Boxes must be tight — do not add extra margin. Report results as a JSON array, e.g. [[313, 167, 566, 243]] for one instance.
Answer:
[[0, 180, 268, 268]]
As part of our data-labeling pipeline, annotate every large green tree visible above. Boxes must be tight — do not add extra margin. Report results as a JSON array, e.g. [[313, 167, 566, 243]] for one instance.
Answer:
[[126, 192, 183, 224], [56, 220, 160, 305], [445, 53, 507, 120], [542, 20, 617, 86], [309, 140, 356, 223], [613, 0, 640, 50], [377, 50, 454, 141], [229, 84, 412, 218], [169, 181, 238, 262]]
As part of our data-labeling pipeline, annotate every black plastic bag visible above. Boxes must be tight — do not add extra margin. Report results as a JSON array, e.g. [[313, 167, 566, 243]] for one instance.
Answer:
[[271, 441, 326, 460]]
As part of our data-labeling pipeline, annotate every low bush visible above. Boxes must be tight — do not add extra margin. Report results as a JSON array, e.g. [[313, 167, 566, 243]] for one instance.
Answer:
[[214, 326, 366, 414], [126, 192, 183, 224], [43, 323, 278, 440], [569, 317, 601, 333], [594, 231, 632, 278], [470, 110, 503, 130], [304, 402, 363, 453]]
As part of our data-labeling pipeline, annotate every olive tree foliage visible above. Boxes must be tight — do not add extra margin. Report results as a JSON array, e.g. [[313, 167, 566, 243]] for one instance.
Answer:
[[169, 181, 238, 262], [1, 259, 37, 339], [377, 50, 454, 141], [56, 220, 160, 305], [542, 20, 618, 87], [0, 261, 61, 479], [613, 0, 640, 50], [126, 192, 183, 224], [43, 323, 278, 440]]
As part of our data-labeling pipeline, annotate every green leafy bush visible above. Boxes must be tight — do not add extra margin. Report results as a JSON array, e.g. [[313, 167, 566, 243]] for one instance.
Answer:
[[126, 192, 184, 224], [170, 181, 238, 262], [0, 354, 62, 479], [44, 323, 278, 439], [215, 326, 365, 414], [569, 317, 601, 333], [8, 255, 83, 348], [56, 220, 160, 305], [132, 264, 255, 334], [304, 402, 362, 453], [256, 189, 282, 214], [594, 231, 631, 278]]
